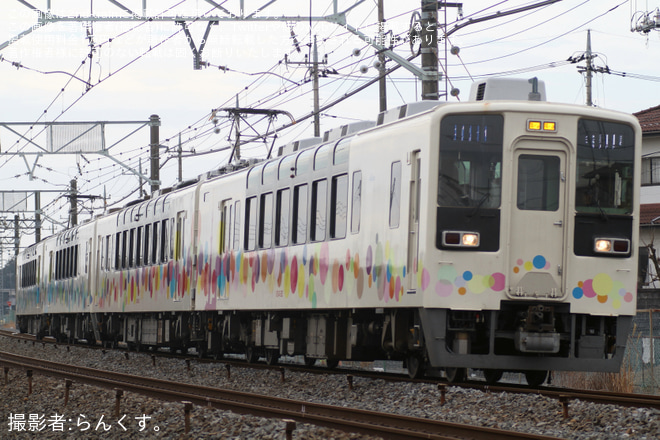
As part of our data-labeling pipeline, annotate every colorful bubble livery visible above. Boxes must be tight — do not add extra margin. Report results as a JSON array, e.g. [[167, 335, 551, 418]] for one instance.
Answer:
[[16, 78, 641, 385]]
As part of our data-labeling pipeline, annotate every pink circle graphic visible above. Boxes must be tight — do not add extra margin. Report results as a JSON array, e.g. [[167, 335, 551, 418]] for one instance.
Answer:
[[583, 279, 596, 298], [491, 273, 506, 291]]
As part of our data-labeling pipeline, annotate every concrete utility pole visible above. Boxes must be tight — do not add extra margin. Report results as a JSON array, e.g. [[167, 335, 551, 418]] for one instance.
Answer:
[[377, 0, 387, 112], [149, 114, 161, 194], [585, 29, 593, 106], [35, 192, 41, 243], [69, 179, 78, 227], [285, 37, 327, 136], [421, 0, 439, 101]]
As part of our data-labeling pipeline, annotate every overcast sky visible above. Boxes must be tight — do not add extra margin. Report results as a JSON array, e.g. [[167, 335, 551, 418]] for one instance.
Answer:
[[0, 0, 659, 250]]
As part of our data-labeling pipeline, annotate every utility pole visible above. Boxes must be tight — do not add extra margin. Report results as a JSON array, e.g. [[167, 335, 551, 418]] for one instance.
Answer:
[[377, 0, 387, 112], [286, 35, 327, 136], [69, 179, 78, 227], [312, 36, 321, 137], [234, 95, 241, 161], [178, 133, 183, 183], [149, 114, 161, 194], [421, 0, 439, 100], [585, 29, 593, 106], [34, 192, 41, 243]]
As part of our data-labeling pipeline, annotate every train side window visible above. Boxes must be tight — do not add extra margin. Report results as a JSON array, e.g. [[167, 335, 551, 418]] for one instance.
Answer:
[[389, 161, 402, 228], [220, 201, 232, 254], [161, 219, 169, 263], [233, 200, 242, 250], [121, 231, 128, 269], [136, 226, 143, 266], [259, 192, 273, 249], [85, 240, 89, 274], [152, 222, 159, 265], [330, 174, 348, 239], [351, 171, 362, 234], [128, 228, 136, 268], [49, 251, 53, 282], [244, 197, 258, 251], [143, 224, 150, 266], [104, 235, 110, 271], [292, 184, 308, 244], [115, 233, 121, 270], [275, 188, 290, 246], [73, 245, 78, 277], [65, 247, 70, 278], [311, 179, 327, 242], [169, 218, 175, 261], [175, 211, 186, 261]]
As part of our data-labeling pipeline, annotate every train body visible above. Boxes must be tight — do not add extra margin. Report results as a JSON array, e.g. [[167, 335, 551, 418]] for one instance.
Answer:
[[16, 79, 642, 384]]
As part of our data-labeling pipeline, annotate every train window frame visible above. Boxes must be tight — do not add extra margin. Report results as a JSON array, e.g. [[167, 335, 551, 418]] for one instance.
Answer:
[[160, 219, 169, 263], [275, 188, 290, 247], [175, 211, 186, 261], [314, 143, 333, 170], [311, 178, 328, 242], [292, 184, 308, 244], [330, 173, 348, 239], [233, 200, 242, 251], [152, 221, 159, 265], [115, 233, 121, 270], [128, 228, 136, 268], [245, 196, 258, 251], [516, 154, 560, 212], [259, 192, 274, 249], [390, 161, 402, 228], [143, 224, 150, 266]]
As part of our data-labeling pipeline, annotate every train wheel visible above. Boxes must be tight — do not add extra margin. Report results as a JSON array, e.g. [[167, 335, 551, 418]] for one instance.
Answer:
[[483, 369, 503, 385], [445, 367, 467, 383], [406, 354, 425, 379], [303, 356, 316, 367], [245, 345, 258, 363], [524, 370, 548, 387], [196, 343, 207, 359], [326, 359, 339, 369], [265, 349, 280, 366]]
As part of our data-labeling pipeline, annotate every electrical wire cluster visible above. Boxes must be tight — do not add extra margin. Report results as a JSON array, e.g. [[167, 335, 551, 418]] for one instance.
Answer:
[[0, 0, 656, 248]]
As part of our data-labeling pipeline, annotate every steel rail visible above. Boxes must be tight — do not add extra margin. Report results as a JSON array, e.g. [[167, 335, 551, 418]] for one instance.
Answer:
[[0, 351, 560, 440]]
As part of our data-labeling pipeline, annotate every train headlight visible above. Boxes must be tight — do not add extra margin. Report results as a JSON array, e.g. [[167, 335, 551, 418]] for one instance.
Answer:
[[594, 238, 630, 255], [443, 231, 480, 248]]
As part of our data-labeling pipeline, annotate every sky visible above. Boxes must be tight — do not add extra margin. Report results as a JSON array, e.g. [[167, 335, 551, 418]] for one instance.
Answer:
[[0, 0, 659, 252]]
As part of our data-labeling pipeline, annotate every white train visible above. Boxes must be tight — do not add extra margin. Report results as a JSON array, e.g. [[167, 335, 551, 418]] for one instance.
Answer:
[[16, 78, 641, 385]]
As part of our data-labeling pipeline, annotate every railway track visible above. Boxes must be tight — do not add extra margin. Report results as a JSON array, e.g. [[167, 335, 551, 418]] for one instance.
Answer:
[[2, 328, 659, 414], [0, 350, 563, 440]]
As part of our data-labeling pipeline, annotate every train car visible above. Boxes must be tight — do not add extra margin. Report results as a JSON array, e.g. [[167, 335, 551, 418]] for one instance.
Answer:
[[16, 78, 641, 385]]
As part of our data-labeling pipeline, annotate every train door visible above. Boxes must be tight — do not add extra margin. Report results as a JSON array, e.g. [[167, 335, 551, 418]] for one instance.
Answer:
[[407, 150, 421, 292], [508, 142, 567, 299]]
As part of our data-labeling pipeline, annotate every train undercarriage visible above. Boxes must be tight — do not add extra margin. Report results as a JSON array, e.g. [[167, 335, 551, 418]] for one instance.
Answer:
[[17, 302, 630, 386]]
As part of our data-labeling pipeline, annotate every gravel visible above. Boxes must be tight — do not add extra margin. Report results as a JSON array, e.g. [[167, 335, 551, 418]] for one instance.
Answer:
[[1, 337, 659, 439]]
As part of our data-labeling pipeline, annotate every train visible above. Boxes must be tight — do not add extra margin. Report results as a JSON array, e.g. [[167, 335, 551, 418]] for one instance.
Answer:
[[16, 78, 641, 386]]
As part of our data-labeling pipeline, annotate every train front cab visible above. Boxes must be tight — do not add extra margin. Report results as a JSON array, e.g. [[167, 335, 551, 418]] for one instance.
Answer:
[[418, 104, 640, 385]]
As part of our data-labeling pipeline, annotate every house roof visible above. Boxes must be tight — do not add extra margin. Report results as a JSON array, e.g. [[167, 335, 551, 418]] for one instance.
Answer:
[[634, 105, 660, 134], [641, 203, 660, 225]]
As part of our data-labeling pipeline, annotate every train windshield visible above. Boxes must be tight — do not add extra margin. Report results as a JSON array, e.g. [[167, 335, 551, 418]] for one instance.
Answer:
[[438, 114, 504, 208], [575, 119, 635, 215]]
